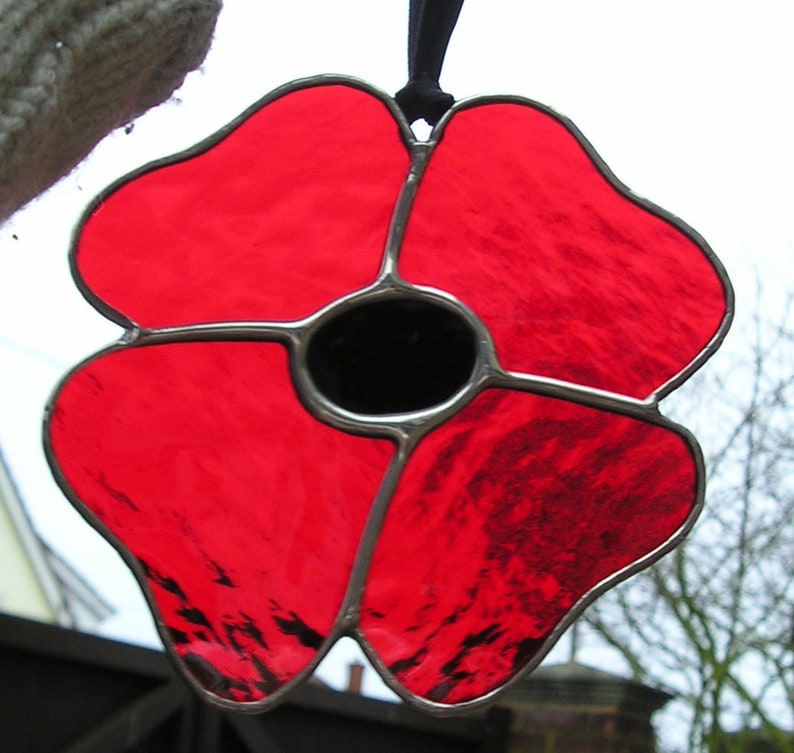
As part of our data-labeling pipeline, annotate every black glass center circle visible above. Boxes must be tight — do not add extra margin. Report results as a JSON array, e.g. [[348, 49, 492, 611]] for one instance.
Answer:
[[306, 297, 477, 415]]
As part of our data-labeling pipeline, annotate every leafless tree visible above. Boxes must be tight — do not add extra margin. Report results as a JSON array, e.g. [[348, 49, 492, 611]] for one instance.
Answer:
[[586, 289, 794, 753]]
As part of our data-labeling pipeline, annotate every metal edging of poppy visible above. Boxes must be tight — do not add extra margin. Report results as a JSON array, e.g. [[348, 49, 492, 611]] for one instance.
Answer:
[[43, 74, 733, 716]]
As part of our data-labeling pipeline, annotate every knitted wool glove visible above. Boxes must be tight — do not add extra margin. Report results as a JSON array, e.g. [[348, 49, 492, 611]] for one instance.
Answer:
[[0, 0, 222, 222]]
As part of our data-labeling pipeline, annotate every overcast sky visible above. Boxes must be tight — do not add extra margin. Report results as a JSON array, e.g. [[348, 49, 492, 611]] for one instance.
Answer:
[[0, 0, 791, 704]]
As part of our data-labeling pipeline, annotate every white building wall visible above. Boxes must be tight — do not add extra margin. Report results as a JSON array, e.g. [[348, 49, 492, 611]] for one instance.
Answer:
[[0, 456, 59, 622]]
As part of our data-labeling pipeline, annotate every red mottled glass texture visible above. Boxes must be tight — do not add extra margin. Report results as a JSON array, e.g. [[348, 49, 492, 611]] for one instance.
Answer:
[[400, 103, 726, 400], [50, 342, 393, 700], [77, 85, 411, 327], [47, 79, 730, 711], [361, 390, 695, 702]]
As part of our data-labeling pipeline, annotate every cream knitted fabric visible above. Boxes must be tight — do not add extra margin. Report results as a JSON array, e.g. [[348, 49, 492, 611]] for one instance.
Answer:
[[0, 0, 221, 221]]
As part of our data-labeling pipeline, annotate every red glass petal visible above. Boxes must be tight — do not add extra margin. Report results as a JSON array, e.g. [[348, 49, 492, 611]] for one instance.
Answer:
[[399, 102, 728, 399], [360, 389, 697, 706], [47, 342, 393, 703], [75, 83, 411, 328]]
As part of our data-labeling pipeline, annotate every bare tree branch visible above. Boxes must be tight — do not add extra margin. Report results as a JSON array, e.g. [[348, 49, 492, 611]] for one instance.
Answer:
[[585, 290, 794, 753]]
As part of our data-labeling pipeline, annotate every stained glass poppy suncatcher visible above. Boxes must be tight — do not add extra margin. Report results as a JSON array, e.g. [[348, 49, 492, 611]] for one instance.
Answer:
[[44, 76, 732, 713]]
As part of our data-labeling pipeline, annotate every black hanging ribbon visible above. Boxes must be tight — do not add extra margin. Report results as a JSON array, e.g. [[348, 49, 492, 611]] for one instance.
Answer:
[[395, 0, 464, 125]]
